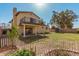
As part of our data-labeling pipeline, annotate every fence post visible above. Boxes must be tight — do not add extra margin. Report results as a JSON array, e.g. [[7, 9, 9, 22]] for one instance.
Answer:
[[0, 37, 1, 48], [34, 45, 36, 55]]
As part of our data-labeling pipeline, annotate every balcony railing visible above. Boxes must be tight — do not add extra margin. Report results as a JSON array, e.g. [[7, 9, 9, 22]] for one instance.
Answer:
[[19, 18, 41, 25]]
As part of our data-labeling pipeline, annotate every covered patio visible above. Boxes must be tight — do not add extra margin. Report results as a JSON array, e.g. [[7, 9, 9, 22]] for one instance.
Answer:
[[21, 24, 42, 37]]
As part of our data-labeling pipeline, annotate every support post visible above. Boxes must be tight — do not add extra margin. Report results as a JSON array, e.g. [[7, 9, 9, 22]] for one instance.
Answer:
[[23, 24, 25, 37]]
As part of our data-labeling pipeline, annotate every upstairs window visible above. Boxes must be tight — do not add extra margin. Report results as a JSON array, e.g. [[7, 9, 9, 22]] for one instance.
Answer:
[[20, 17, 30, 24]]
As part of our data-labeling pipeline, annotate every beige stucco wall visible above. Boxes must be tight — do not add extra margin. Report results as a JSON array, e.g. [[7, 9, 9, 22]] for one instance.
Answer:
[[18, 25, 47, 34], [33, 26, 47, 34], [16, 13, 40, 26], [13, 12, 47, 35]]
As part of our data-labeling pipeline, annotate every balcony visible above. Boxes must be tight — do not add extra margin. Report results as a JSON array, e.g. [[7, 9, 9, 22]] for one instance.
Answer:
[[19, 18, 41, 25]]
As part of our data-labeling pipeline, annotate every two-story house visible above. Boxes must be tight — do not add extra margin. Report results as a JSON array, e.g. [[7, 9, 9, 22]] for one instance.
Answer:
[[10, 8, 47, 37]]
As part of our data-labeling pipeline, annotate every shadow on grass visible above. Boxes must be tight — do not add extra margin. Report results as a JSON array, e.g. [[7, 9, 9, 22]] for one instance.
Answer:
[[19, 34, 48, 44]]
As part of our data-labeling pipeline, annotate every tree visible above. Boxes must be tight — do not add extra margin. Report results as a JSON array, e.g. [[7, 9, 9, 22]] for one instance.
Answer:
[[40, 19, 45, 25], [7, 26, 19, 49], [51, 9, 78, 29]]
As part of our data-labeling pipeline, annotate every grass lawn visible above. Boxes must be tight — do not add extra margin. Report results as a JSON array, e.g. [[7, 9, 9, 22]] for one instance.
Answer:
[[48, 32, 79, 41], [31, 32, 79, 44]]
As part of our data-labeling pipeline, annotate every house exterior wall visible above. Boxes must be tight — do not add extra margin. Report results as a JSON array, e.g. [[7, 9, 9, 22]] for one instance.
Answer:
[[16, 13, 41, 34], [33, 26, 47, 34], [12, 8, 47, 36], [16, 13, 40, 26]]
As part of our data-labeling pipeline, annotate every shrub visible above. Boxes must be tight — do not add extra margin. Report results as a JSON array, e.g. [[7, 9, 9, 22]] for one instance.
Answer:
[[77, 30, 79, 33], [55, 28, 61, 33], [8, 49, 35, 56], [57, 29, 77, 33]]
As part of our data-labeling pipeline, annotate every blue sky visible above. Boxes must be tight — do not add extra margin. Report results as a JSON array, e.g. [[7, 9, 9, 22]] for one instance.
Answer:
[[0, 3, 79, 28]]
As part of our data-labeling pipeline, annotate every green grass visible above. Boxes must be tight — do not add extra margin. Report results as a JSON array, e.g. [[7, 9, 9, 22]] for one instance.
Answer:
[[48, 32, 79, 41], [29, 32, 79, 44]]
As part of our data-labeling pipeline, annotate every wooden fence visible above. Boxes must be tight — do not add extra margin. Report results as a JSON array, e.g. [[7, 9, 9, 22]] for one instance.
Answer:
[[0, 35, 11, 48]]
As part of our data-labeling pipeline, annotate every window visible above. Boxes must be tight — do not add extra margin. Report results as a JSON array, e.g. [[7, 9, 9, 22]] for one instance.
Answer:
[[20, 17, 26, 23], [30, 18, 37, 24], [20, 17, 30, 24]]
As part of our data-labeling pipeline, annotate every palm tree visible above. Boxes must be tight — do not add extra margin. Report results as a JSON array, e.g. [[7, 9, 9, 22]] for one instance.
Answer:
[[7, 26, 19, 49]]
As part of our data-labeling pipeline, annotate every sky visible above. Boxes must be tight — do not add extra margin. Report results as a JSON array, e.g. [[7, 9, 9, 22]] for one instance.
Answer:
[[0, 3, 79, 28]]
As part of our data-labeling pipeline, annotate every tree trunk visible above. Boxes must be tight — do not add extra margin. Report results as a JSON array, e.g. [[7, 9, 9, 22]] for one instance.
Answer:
[[64, 24, 67, 30]]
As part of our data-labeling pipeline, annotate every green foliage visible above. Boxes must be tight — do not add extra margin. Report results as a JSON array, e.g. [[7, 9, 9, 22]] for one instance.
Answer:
[[51, 9, 78, 29], [9, 49, 35, 56], [7, 26, 19, 41], [40, 19, 45, 25], [7, 26, 20, 47]]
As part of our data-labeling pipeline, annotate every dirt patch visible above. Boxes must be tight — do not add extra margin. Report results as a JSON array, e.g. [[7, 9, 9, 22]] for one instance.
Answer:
[[45, 49, 79, 56]]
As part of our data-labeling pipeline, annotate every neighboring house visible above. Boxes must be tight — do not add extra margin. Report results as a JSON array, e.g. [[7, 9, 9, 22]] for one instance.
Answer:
[[0, 23, 11, 35], [0, 23, 11, 29], [0, 26, 2, 36], [9, 8, 47, 37]]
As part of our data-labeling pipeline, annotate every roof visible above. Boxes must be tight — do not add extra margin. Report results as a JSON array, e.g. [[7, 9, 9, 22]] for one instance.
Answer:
[[9, 11, 41, 23], [15, 11, 41, 19]]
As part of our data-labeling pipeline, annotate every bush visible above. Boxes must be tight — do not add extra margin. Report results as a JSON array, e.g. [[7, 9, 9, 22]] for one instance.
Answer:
[[56, 29, 77, 33], [55, 28, 61, 33], [8, 49, 35, 56], [77, 31, 79, 33]]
